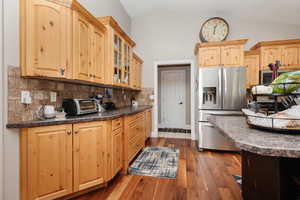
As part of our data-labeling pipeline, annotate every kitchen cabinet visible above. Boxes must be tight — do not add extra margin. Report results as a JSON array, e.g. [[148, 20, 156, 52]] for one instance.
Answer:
[[72, 5, 106, 83], [195, 39, 247, 68], [250, 39, 300, 70], [98, 16, 136, 88], [123, 112, 146, 172], [73, 121, 107, 192], [20, 124, 73, 200], [106, 118, 124, 181], [131, 53, 143, 90], [245, 51, 260, 88], [145, 109, 152, 141], [21, 0, 72, 78]]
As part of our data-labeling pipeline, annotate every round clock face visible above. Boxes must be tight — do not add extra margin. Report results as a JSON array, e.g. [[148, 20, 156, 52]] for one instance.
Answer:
[[200, 17, 229, 42]]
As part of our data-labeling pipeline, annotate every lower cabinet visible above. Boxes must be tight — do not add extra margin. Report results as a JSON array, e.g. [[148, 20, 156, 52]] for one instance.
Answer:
[[123, 113, 146, 172], [112, 128, 123, 175], [73, 121, 107, 192], [20, 121, 108, 200], [20, 124, 73, 200], [145, 109, 152, 141]]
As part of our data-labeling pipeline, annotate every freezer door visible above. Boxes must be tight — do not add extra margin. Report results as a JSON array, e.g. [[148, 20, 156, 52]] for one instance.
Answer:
[[198, 122, 239, 151], [222, 67, 246, 110], [198, 68, 223, 109]]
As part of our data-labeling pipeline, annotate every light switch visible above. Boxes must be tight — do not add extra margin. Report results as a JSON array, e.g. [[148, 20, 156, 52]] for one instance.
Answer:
[[50, 92, 57, 103], [21, 91, 32, 104]]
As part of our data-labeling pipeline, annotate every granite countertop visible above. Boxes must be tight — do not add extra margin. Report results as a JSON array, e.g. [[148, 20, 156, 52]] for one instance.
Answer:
[[209, 115, 300, 158], [7, 105, 152, 129]]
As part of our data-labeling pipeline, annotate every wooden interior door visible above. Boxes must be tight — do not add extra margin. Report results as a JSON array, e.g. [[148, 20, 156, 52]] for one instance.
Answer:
[[245, 54, 260, 88], [26, 124, 73, 200], [112, 128, 123, 175], [91, 26, 105, 83], [73, 12, 91, 81], [281, 45, 299, 69], [199, 47, 221, 67], [221, 45, 244, 67], [27, 0, 69, 78], [261, 46, 282, 70], [73, 121, 106, 192]]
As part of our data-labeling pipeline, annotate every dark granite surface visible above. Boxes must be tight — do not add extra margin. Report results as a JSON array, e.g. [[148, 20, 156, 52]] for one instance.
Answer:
[[7, 105, 152, 129], [209, 115, 300, 158]]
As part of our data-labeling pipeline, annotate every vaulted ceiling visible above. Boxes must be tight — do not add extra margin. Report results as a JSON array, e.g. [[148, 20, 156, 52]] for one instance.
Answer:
[[120, 0, 300, 26]]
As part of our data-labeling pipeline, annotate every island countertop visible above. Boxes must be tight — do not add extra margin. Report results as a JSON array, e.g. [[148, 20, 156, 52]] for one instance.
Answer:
[[6, 105, 152, 129], [208, 115, 300, 158]]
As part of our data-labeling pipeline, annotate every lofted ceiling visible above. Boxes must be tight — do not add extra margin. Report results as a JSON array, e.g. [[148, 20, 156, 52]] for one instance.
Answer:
[[120, 0, 300, 26]]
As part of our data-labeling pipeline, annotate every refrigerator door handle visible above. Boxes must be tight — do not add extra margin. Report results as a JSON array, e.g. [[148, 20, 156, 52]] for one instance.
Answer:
[[218, 69, 223, 109]]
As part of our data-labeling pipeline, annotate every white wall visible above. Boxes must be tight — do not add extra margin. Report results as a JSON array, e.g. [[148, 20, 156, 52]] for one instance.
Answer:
[[0, 0, 4, 199], [2, 0, 131, 199], [78, 0, 131, 35], [131, 13, 300, 88]]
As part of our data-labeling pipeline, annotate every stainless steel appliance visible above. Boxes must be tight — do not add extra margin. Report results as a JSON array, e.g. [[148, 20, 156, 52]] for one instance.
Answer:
[[198, 66, 246, 151], [260, 69, 291, 85], [62, 99, 98, 116]]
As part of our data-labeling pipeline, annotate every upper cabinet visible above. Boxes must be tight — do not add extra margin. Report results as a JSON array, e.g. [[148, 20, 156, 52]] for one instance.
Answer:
[[245, 50, 260, 88], [195, 39, 247, 68], [131, 53, 143, 90], [251, 39, 300, 70], [21, 1, 142, 90], [72, 3, 106, 84], [98, 16, 136, 88], [21, 0, 73, 78]]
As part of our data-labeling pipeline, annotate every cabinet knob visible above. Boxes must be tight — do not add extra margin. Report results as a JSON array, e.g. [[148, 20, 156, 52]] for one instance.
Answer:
[[89, 74, 93, 78], [93, 75, 96, 78], [60, 68, 65, 76], [74, 131, 79, 134], [67, 130, 72, 135]]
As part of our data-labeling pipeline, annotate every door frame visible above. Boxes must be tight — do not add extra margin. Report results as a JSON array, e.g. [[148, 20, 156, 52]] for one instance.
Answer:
[[159, 69, 187, 129], [0, 0, 4, 198], [153, 59, 196, 140]]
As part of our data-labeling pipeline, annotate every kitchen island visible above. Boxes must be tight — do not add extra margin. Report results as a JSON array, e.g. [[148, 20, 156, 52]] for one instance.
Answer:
[[209, 115, 300, 200]]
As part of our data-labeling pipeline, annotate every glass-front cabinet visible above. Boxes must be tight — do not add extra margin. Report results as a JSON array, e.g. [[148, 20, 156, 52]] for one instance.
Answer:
[[98, 16, 136, 88]]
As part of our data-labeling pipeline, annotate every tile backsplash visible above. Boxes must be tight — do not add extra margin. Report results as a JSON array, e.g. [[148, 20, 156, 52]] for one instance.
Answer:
[[8, 66, 153, 122]]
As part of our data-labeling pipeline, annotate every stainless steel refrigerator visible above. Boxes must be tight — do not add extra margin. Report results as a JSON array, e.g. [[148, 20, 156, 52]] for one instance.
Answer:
[[197, 66, 246, 151]]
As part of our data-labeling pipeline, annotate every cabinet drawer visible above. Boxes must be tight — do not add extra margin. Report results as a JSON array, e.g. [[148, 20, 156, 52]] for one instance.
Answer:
[[127, 112, 144, 124], [128, 135, 144, 162], [112, 118, 123, 131]]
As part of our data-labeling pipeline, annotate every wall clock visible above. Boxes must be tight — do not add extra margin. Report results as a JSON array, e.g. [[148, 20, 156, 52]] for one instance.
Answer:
[[199, 17, 229, 42]]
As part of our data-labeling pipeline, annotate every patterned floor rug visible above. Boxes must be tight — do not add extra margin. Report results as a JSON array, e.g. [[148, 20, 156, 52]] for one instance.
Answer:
[[128, 146, 180, 178]]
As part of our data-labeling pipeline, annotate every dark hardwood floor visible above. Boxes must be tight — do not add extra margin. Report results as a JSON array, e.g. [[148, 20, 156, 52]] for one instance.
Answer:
[[72, 138, 242, 200]]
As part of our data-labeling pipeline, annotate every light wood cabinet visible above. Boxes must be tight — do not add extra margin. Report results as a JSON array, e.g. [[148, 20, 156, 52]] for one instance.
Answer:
[[21, 0, 72, 78], [245, 51, 260, 88], [72, 6, 106, 84], [98, 16, 136, 88], [251, 39, 300, 70], [145, 109, 152, 141], [131, 53, 143, 90], [123, 112, 146, 172], [195, 40, 247, 68], [73, 121, 107, 192], [20, 125, 73, 200]]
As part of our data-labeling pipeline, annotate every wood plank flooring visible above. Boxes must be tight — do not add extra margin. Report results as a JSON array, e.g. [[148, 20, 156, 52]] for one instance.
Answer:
[[72, 138, 242, 200]]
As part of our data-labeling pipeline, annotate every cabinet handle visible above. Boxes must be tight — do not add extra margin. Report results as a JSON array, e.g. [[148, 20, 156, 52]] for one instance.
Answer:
[[74, 131, 79, 134], [93, 75, 96, 78], [60, 68, 65, 76], [89, 74, 93, 78], [67, 130, 72, 135]]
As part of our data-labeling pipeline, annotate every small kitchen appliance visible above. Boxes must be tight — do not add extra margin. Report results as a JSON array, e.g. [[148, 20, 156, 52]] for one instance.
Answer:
[[38, 105, 56, 119], [62, 99, 98, 116]]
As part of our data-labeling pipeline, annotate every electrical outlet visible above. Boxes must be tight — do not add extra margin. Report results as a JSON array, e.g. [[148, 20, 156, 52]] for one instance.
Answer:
[[50, 92, 57, 103], [21, 91, 32, 104], [149, 95, 154, 100]]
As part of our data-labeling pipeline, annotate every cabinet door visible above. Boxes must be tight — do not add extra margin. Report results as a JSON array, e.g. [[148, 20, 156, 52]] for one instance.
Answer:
[[146, 110, 152, 139], [25, 125, 73, 200], [73, 12, 91, 82], [221, 45, 244, 67], [136, 62, 141, 89], [281, 45, 300, 69], [91, 26, 105, 83], [73, 121, 106, 192], [261, 46, 282, 70], [245, 55, 260, 88], [24, 0, 70, 78], [113, 128, 123, 175], [130, 57, 137, 89], [199, 47, 221, 67]]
